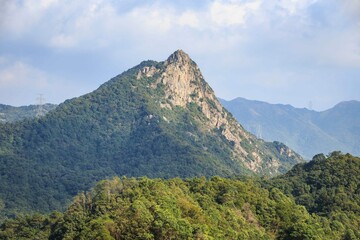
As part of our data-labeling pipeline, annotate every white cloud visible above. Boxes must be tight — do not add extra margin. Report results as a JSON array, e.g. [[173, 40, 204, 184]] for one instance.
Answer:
[[277, 0, 317, 15], [179, 11, 200, 28], [0, 0, 60, 36], [128, 7, 174, 33], [50, 34, 77, 48], [343, 0, 360, 20], [0, 0, 359, 108], [0, 60, 48, 88], [0, 57, 97, 105], [39, 0, 59, 9], [1, 0, 264, 49], [209, 0, 262, 27], [1, 1, 358, 69]]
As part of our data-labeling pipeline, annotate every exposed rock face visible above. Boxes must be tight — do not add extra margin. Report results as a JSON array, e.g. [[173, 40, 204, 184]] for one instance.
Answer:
[[161, 50, 206, 107], [135, 50, 302, 174], [158, 50, 251, 157]]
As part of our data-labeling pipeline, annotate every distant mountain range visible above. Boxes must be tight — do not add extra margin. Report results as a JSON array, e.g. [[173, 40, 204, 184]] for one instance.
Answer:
[[0, 50, 302, 220], [220, 97, 360, 159]]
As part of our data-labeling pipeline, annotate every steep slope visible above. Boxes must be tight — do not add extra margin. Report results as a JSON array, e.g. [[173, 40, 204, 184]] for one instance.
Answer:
[[0, 50, 302, 220], [0, 104, 57, 122], [266, 152, 360, 239], [220, 97, 359, 159]]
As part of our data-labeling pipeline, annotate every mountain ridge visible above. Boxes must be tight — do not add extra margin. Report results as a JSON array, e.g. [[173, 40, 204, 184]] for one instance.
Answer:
[[0, 103, 57, 122], [220, 97, 360, 159]]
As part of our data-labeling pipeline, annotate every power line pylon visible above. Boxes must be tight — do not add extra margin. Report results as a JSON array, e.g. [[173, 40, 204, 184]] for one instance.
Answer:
[[36, 94, 46, 118]]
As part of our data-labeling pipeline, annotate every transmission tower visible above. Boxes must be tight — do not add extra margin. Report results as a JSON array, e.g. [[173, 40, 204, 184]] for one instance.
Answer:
[[308, 101, 313, 111], [36, 94, 46, 118], [256, 124, 262, 139]]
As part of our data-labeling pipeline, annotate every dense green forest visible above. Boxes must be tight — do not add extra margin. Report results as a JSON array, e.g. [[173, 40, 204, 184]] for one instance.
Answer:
[[0, 152, 360, 240], [266, 152, 360, 239], [1, 152, 359, 239], [0, 177, 334, 239]]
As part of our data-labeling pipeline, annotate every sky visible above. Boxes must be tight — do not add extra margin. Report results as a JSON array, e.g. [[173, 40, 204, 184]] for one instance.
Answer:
[[0, 0, 359, 111]]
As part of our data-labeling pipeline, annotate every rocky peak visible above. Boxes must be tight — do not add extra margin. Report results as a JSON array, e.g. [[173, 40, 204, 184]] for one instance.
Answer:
[[165, 49, 192, 66], [154, 50, 206, 108], [134, 51, 301, 174]]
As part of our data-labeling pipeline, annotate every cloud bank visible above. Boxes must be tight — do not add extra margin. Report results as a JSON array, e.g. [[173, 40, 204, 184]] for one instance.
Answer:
[[0, 0, 359, 109]]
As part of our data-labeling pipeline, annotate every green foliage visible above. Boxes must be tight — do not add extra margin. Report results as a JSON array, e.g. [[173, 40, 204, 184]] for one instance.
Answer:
[[266, 152, 360, 239], [0, 212, 62, 240], [1, 176, 331, 239]]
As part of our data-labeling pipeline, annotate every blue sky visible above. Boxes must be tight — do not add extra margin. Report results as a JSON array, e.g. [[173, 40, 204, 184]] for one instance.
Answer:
[[0, 0, 359, 110]]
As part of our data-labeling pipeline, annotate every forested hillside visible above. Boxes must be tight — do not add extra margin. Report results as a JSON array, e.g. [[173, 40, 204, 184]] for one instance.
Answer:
[[0, 51, 302, 221], [1, 151, 358, 239], [0, 176, 337, 239], [266, 152, 360, 239]]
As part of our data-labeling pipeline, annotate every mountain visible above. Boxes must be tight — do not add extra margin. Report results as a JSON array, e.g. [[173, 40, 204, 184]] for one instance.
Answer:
[[311, 101, 360, 156], [266, 152, 360, 239], [0, 50, 302, 220], [0, 103, 57, 122], [220, 97, 360, 159]]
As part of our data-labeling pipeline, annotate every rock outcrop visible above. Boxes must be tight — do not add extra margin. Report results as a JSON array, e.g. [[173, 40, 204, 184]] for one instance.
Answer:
[[135, 50, 303, 174]]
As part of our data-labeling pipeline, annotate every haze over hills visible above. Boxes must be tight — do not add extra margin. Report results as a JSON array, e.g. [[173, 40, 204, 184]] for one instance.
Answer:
[[220, 97, 360, 159], [0, 50, 302, 220], [0, 104, 57, 123]]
